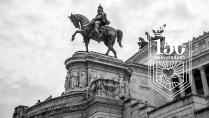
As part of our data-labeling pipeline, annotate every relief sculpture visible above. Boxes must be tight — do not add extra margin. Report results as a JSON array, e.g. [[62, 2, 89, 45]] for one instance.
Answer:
[[89, 70, 97, 84], [118, 75, 130, 96], [70, 69, 79, 88], [65, 71, 72, 89], [64, 76, 69, 89], [79, 70, 87, 88]]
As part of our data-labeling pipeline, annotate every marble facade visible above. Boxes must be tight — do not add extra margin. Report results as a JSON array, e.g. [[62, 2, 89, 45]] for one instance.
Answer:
[[13, 32, 209, 118]]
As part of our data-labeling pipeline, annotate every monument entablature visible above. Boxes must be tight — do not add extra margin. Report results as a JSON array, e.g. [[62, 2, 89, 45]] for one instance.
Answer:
[[65, 51, 130, 70], [24, 91, 123, 118]]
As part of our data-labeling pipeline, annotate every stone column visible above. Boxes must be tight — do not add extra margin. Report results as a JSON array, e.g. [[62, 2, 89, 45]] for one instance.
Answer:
[[180, 84, 185, 97], [199, 66, 209, 96], [189, 71, 197, 95]]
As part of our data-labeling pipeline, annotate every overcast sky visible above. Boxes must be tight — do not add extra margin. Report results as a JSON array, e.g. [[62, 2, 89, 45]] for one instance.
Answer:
[[1, 0, 209, 117]]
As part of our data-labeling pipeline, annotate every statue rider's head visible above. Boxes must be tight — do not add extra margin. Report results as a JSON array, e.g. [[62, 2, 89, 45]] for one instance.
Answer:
[[97, 4, 103, 14]]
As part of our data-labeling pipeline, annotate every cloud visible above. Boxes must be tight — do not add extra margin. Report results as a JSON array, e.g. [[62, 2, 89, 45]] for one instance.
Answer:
[[0, 74, 50, 118]]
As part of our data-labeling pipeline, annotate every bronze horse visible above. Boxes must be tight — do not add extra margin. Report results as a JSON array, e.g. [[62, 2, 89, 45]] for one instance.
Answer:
[[68, 14, 123, 58], [138, 37, 148, 49]]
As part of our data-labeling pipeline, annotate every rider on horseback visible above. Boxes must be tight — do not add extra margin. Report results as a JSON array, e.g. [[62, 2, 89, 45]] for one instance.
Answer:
[[91, 4, 110, 38], [68, 8, 123, 58]]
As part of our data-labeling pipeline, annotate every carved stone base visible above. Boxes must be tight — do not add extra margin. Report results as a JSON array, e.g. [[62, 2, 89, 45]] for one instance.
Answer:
[[64, 51, 132, 98]]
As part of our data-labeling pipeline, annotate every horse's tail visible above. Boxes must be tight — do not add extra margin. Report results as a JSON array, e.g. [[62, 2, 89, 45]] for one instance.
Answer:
[[116, 29, 123, 47]]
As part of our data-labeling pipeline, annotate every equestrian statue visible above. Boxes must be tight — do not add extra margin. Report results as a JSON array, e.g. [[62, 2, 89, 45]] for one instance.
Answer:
[[138, 37, 148, 49], [68, 4, 123, 58]]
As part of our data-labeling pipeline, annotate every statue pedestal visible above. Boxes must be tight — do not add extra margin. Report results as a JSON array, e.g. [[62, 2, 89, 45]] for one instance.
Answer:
[[13, 51, 132, 118], [64, 51, 132, 99]]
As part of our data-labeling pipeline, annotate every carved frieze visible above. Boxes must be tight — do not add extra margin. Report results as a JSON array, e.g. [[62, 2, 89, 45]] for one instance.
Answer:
[[64, 51, 132, 98], [80, 70, 87, 88], [65, 68, 88, 91], [88, 74, 130, 99], [88, 69, 104, 84], [65, 67, 131, 95], [88, 69, 122, 84]]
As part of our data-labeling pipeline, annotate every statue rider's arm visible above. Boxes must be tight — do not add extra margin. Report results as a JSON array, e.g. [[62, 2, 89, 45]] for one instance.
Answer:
[[92, 15, 103, 22]]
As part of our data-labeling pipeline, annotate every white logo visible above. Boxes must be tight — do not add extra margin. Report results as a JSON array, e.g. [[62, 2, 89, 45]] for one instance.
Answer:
[[148, 24, 192, 99]]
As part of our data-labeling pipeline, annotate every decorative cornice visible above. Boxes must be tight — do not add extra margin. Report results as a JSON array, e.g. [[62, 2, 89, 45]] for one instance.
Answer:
[[147, 94, 207, 114], [65, 51, 129, 70], [192, 31, 209, 44], [26, 95, 123, 117], [26, 91, 86, 112]]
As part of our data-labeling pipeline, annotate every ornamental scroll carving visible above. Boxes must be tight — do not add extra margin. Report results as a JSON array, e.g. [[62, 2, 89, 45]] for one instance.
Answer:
[[88, 74, 130, 99], [88, 69, 104, 84]]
